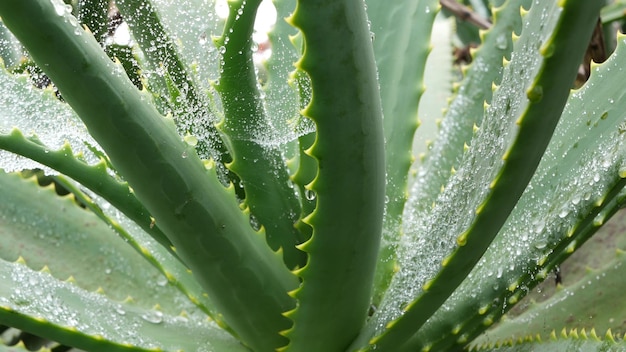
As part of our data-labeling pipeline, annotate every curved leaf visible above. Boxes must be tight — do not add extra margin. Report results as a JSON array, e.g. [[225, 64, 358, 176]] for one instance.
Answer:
[[0, 2, 298, 350], [0, 260, 247, 352], [114, 0, 229, 167], [471, 328, 626, 352], [405, 28, 626, 352], [0, 171, 196, 317], [366, 0, 440, 303], [215, 0, 305, 269], [0, 66, 100, 172], [282, 0, 386, 350], [356, 1, 603, 350]]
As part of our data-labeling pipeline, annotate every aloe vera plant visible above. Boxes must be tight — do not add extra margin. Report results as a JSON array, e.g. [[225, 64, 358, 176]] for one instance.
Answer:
[[1, 0, 626, 350]]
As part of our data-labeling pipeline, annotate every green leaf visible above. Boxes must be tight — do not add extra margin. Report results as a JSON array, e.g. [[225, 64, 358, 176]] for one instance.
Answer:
[[471, 328, 626, 352], [366, 0, 440, 303], [114, 0, 230, 169], [0, 22, 21, 69], [0, 170, 199, 318], [473, 249, 626, 347], [0, 66, 101, 172], [282, 0, 386, 350], [412, 14, 455, 161], [214, 0, 306, 269], [409, 0, 529, 217], [356, 1, 603, 350], [403, 24, 626, 352], [0, 170, 243, 351], [0, 260, 247, 352], [0, 1, 298, 350], [0, 130, 173, 253]]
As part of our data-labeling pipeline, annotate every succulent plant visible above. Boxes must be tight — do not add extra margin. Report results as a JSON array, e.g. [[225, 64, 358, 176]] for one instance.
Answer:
[[1, 0, 626, 351]]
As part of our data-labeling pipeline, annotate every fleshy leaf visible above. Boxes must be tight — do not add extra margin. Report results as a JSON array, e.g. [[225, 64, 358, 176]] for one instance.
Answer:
[[473, 248, 626, 347], [409, 0, 530, 216], [470, 328, 626, 352], [0, 2, 298, 350], [0, 129, 172, 252], [0, 65, 101, 172], [366, 0, 440, 303], [0, 259, 247, 352], [403, 28, 626, 352], [114, 0, 230, 168], [355, 1, 603, 350], [0, 170, 202, 318], [214, 0, 305, 269], [282, 0, 386, 350]]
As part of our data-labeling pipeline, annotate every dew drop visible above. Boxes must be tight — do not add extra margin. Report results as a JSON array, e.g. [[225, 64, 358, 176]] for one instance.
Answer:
[[305, 189, 316, 201], [156, 275, 168, 287], [50, 0, 71, 16], [495, 34, 508, 50], [141, 310, 163, 324], [533, 219, 545, 234], [199, 33, 207, 45]]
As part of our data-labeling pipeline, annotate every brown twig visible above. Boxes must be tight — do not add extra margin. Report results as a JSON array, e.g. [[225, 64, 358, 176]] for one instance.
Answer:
[[440, 0, 492, 30]]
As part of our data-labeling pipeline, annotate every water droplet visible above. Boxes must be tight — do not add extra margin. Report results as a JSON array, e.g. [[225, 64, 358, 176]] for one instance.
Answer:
[[533, 219, 545, 234], [199, 33, 207, 45], [141, 310, 163, 324], [156, 275, 168, 287], [50, 0, 71, 16], [495, 34, 508, 50], [496, 267, 503, 279], [305, 189, 316, 201]]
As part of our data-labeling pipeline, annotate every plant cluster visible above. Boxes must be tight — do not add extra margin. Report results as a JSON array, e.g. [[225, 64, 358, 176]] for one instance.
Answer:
[[1, 0, 626, 351]]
